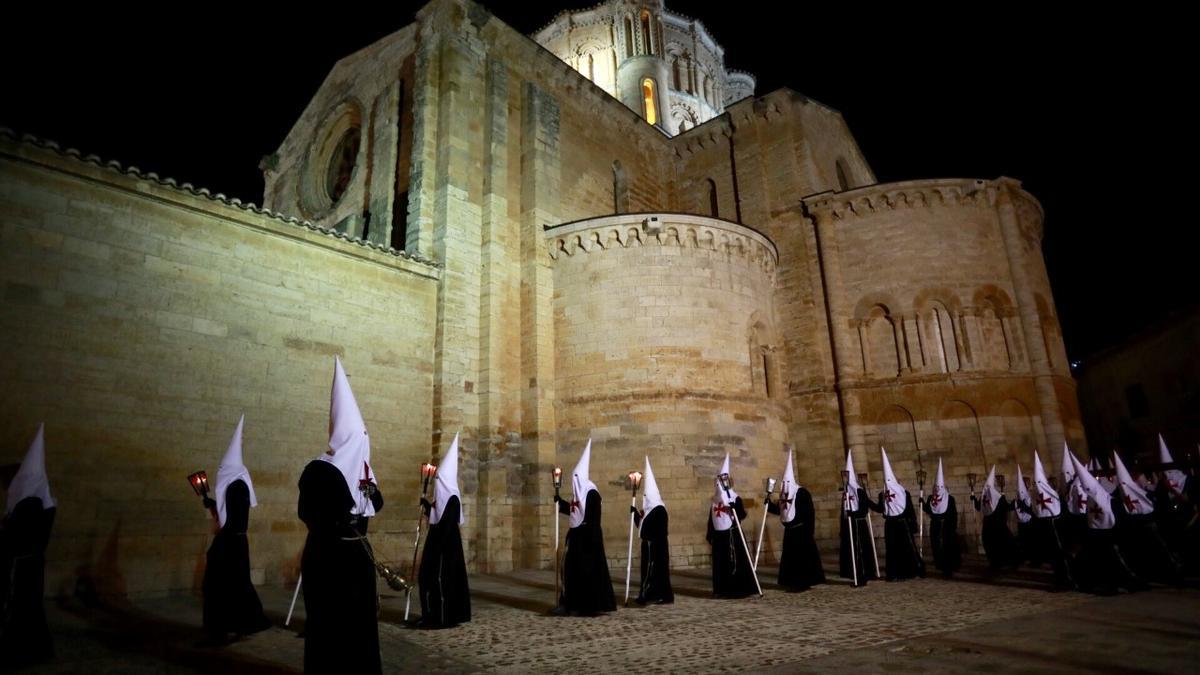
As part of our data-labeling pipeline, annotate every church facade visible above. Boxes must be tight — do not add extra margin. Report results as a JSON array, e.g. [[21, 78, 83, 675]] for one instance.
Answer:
[[0, 0, 1083, 595]]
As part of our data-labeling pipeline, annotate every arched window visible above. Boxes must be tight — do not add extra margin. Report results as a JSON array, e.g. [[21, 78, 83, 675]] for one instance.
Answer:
[[623, 17, 633, 58], [587, 53, 595, 82], [612, 160, 629, 214], [671, 59, 681, 90], [685, 54, 695, 93], [836, 158, 851, 191], [641, 78, 658, 125], [640, 11, 653, 55], [706, 178, 719, 217]]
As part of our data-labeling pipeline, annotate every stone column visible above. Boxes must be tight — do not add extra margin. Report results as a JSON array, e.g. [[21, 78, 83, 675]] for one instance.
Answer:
[[995, 179, 1066, 453]]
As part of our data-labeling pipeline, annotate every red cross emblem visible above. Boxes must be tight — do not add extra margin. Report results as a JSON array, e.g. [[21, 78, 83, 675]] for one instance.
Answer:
[[885, 490, 897, 503], [778, 492, 793, 511], [930, 491, 943, 507], [1036, 492, 1055, 513], [1089, 499, 1105, 517], [713, 503, 731, 517], [1074, 492, 1087, 510], [1123, 493, 1139, 513], [570, 499, 581, 513]]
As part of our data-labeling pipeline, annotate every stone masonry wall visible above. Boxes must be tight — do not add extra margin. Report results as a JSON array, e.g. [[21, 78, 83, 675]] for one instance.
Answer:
[[0, 136, 440, 596]]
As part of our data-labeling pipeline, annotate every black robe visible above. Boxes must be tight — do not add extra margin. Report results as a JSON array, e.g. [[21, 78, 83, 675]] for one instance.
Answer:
[[298, 460, 384, 675], [839, 488, 878, 586], [1075, 521, 1147, 595], [556, 490, 616, 615], [1028, 515, 1076, 589], [1115, 501, 1182, 586], [766, 488, 825, 590], [418, 495, 471, 627], [972, 494, 1020, 570], [706, 496, 759, 598], [631, 505, 673, 604], [866, 490, 925, 581], [203, 480, 271, 639], [0, 497, 55, 666], [1014, 501, 1040, 566], [922, 495, 961, 576]]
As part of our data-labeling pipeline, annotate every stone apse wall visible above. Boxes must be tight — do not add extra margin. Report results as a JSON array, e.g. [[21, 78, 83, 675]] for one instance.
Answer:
[[0, 135, 440, 596]]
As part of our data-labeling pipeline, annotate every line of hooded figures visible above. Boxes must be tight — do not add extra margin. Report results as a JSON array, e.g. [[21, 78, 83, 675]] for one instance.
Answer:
[[2, 356, 1198, 672]]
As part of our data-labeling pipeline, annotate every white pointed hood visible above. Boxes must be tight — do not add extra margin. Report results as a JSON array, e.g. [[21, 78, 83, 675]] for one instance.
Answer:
[[640, 456, 665, 533], [980, 465, 1002, 516], [1062, 443, 1087, 516], [1113, 451, 1153, 516], [6, 424, 55, 515], [1096, 457, 1118, 494], [569, 439, 598, 529], [430, 433, 463, 525], [318, 356, 377, 516], [1032, 450, 1061, 518], [843, 450, 861, 513], [778, 449, 798, 523], [1071, 454, 1115, 530], [879, 447, 907, 516], [928, 458, 949, 515], [711, 453, 738, 532], [215, 415, 257, 527], [1015, 464, 1032, 524], [1159, 434, 1188, 498]]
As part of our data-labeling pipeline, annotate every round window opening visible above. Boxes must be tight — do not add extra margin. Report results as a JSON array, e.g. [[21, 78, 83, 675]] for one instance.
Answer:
[[325, 127, 361, 205]]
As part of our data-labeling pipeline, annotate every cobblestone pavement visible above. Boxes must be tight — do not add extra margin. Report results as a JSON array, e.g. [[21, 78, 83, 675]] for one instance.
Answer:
[[17, 556, 1200, 674]]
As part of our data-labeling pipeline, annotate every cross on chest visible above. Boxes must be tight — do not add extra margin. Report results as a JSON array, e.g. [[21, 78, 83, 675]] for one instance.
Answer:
[[1037, 492, 1055, 512], [885, 490, 897, 503], [778, 493, 793, 510], [1123, 493, 1139, 512], [570, 499, 581, 513], [930, 491, 943, 507], [713, 503, 731, 516]]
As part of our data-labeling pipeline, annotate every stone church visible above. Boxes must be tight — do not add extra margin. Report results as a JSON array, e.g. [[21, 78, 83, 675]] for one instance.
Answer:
[[0, 0, 1083, 595]]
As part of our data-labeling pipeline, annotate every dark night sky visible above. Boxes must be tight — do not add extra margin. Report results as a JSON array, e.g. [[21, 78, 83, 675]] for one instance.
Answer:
[[2, 3, 1191, 361]]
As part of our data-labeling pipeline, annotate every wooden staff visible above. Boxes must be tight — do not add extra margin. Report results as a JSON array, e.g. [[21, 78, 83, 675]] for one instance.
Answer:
[[859, 472, 881, 578], [720, 473, 762, 597], [753, 477, 777, 568], [552, 467, 563, 602], [623, 470, 643, 606], [286, 573, 302, 626], [404, 462, 436, 622], [841, 471, 859, 587]]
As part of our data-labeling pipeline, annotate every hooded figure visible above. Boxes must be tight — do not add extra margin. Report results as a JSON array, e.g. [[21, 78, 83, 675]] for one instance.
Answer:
[[1029, 450, 1074, 588], [298, 357, 385, 674], [922, 459, 961, 576], [971, 465, 1019, 570], [765, 449, 825, 590], [838, 450, 877, 586], [1060, 444, 1088, 550], [864, 448, 924, 581], [630, 456, 673, 604], [1153, 435, 1197, 569], [1112, 451, 1182, 585], [0, 424, 56, 666], [1014, 464, 1038, 565], [1071, 455, 1146, 595], [554, 440, 615, 615], [417, 433, 471, 627], [706, 453, 759, 598], [201, 416, 270, 644], [1094, 457, 1118, 495]]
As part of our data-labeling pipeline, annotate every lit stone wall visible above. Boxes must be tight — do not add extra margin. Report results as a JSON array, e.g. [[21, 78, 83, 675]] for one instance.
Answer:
[[548, 214, 786, 567], [0, 136, 440, 596]]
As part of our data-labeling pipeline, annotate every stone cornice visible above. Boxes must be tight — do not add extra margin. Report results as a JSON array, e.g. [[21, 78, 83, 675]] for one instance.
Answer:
[[0, 128, 441, 277], [544, 212, 777, 278], [802, 177, 1043, 224]]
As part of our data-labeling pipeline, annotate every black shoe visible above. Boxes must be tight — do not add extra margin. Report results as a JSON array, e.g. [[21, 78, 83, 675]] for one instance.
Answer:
[[550, 605, 569, 616]]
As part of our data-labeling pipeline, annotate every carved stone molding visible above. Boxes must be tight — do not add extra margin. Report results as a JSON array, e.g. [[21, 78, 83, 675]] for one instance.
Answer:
[[545, 213, 777, 278]]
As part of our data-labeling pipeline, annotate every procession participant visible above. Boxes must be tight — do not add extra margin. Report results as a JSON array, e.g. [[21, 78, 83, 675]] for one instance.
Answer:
[[1031, 450, 1074, 589], [922, 459, 961, 577], [839, 450, 876, 586], [970, 465, 1019, 571], [1070, 454, 1146, 595], [707, 453, 759, 598], [764, 449, 825, 591], [1111, 451, 1181, 585], [0, 424, 56, 666], [630, 456, 673, 605], [553, 440, 616, 615], [201, 415, 271, 645], [298, 357, 384, 674], [864, 448, 924, 581], [417, 433, 471, 627]]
